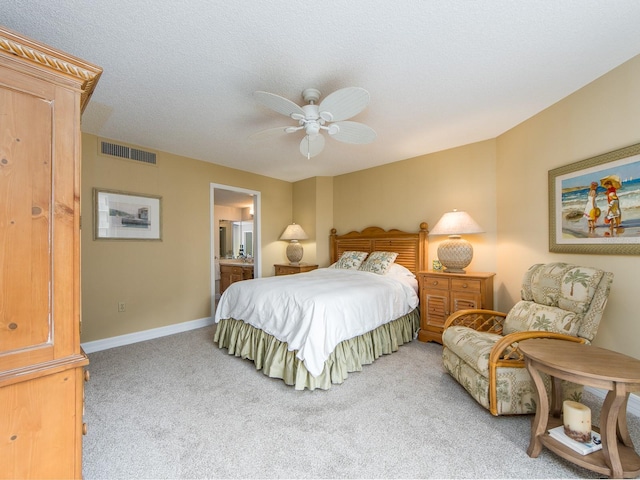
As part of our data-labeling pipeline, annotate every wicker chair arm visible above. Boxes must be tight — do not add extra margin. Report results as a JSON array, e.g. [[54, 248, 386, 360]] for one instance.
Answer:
[[442, 309, 507, 334], [486, 331, 586, 415], [489, 331, 586, 369]]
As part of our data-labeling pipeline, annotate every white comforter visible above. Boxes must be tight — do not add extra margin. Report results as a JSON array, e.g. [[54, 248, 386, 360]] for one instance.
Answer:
[[214, 268, 419, 377]]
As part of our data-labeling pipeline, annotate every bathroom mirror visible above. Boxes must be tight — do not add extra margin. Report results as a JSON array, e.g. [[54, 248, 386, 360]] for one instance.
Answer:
[[213, 187, 257, 260], [219, 219, 253, 258]]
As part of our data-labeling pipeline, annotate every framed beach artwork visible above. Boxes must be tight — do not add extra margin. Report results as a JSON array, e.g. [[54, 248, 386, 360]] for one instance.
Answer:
[[94, 189, 162, 240], [549, 143, 640, 254]]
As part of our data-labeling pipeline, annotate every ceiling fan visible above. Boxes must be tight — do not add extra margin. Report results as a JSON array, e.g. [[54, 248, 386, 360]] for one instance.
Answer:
[[250, 87, 377, 159]]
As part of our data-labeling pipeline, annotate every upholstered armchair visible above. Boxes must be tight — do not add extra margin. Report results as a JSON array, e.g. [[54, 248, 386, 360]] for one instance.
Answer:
[[442, 262, 613, 416]]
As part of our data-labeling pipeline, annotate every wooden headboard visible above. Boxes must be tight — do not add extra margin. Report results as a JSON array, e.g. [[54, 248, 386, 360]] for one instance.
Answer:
[[329, 222, 429, 275]]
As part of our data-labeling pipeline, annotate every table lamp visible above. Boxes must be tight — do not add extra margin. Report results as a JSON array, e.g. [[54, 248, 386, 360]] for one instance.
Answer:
[[279, 223, 308, 265], [429, 210, 484, 273]]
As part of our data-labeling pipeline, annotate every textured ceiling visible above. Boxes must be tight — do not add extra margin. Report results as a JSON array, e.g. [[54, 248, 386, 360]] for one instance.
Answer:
[[3, 1, 640, 182]]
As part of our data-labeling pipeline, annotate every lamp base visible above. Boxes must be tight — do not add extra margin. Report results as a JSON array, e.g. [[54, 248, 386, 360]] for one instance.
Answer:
[[286, 241, 303, 265], [437, 236, 473, 274]]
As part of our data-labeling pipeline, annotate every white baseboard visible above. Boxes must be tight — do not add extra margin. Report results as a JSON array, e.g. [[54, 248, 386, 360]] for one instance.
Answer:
[[81, 316, 215, 354], [585, 386, 640, 419]]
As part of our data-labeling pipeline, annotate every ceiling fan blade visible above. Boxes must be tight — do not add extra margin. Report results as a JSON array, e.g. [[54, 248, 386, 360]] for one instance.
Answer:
[[318, 87, 370, 122], [299, 134, 325, 159], [330, 121, 377, 144], [249, 126, 291, 142], [254, 91, 305, 118]]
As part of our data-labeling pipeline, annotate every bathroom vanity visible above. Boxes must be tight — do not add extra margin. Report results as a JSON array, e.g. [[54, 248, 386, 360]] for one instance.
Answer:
[[219, 261, 254, 293]]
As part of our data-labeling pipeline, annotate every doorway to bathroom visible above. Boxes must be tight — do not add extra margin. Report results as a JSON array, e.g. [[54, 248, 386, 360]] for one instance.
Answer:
[[210, 183, 261, 312]]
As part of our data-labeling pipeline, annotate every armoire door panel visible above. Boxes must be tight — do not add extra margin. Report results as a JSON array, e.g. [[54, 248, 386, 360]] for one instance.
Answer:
[[0, 86, 53, 359], [0, 368, 82, 480]]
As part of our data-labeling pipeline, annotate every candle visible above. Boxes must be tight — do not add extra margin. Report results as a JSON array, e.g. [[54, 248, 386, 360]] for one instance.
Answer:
[[563, 400, 592, 443]]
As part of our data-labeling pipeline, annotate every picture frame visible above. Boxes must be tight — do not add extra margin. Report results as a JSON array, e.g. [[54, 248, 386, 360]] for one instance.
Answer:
[[549, 142, 640, 254], [93, 188, 162, 240]]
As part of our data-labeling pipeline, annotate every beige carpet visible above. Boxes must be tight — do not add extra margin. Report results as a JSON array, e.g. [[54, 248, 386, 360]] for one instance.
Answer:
[[82, 325, 639, 479]]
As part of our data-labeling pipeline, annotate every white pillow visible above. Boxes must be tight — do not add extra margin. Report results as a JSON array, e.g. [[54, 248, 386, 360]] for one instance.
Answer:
[[385, 263, 418, 293], [386, 263, 415, 278]]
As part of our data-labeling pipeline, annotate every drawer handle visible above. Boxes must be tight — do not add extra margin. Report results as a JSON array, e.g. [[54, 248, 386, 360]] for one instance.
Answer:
[[83, 423, 88, 435], [462, 283, 468, 288], [8, 322, 17, 330], [84, 370, 90, 382], [431, 281, 438, 286]]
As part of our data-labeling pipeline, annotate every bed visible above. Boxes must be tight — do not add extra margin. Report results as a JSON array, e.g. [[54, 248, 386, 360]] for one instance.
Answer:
[[213, 222, 429, 390]]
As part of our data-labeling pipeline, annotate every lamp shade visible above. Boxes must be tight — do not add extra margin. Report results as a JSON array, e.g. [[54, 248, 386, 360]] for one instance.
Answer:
[[279, 223, 308, 241], [280, 223, 308, 265], [429, 210, 484, 236], [430, 210, 483, 274]]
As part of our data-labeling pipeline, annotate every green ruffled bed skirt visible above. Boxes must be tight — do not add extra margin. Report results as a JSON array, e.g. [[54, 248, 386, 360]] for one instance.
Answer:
[[214, 308, 420, 390]]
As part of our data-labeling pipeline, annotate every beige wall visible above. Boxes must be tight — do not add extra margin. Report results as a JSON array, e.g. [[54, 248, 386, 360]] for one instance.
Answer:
[[291, 176, 334, 267], [81, 134, 292, 342], [291, 178, 317, 267], [496, 54, 640, 359], [314, 177, 334, 266], [332, 140, 498, 275]]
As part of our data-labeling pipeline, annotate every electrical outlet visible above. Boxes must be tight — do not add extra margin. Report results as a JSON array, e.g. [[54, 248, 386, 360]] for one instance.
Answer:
[[118, 302, 126, 313]]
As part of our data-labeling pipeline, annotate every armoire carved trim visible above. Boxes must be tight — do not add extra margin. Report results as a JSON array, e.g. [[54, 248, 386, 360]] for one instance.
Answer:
[[0, 26, 102, 111]]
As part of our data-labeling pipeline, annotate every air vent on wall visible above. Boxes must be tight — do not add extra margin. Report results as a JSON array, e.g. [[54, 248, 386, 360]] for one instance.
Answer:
[[100, 140, 157, 165]]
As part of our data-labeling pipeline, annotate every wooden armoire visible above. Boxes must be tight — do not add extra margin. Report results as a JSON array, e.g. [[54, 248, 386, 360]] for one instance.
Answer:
[[0, 27, 101, 479]]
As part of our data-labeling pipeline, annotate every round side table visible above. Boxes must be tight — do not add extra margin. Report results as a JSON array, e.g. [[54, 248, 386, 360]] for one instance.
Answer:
[[519, 338, 640, 479]]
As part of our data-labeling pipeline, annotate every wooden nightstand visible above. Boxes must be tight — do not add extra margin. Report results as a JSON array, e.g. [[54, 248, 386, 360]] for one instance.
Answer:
[[274, 263, 319, 276], [417, 270, 495, 344]]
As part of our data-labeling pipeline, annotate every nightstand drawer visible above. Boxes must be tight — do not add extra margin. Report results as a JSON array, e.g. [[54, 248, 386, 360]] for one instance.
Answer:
[[422, 275, 450, 290], [276, 265, 301, 275], [451, 278, 481, 292], [274, 264, 318, 276]]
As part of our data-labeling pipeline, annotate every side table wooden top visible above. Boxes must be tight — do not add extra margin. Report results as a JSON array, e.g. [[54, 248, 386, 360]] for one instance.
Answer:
[[519, 339, 640, 387]]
